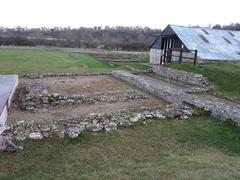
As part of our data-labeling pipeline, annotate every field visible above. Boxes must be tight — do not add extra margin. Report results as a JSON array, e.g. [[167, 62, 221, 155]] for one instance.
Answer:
[[169, 62, 240, 99], [0, 48, 150, 75], [1, 116, 240, 179]]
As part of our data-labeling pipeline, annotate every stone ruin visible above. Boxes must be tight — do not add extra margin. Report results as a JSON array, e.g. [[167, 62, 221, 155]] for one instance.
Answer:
[[19, 83, 148, 112], [1, 67, 240, 152], [3, 103, 197, 141], [112, 68, 240, 127]]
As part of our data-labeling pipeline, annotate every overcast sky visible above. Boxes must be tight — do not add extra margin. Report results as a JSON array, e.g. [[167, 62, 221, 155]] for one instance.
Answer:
[[0, 0, 239, 29]]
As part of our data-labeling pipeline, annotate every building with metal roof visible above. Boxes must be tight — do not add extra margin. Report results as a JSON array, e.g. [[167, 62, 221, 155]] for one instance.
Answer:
[[150, 25, 240, 65]]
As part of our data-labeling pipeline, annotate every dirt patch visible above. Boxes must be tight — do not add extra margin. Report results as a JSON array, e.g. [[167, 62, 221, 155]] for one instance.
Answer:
[[20, 75, 135, 94]]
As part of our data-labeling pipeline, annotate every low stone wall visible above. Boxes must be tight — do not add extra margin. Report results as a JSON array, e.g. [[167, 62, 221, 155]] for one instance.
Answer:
[[23, 71, 153, 79], [112, 71, 240, 127], [209, 92, 240, 105], [150, 73, 210, 94], [3, 103, 196, 141], [152, 65, 210, 88], [0, 135, 23, 152], [19, 83, 148, 112], [23, 72, 111, 79], [184, 96, 240, 127], [19, 83, 49, 112]]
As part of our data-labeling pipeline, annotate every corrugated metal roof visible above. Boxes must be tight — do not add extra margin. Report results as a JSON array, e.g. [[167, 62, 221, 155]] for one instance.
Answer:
[[169, 25, 240, 60], [149, 37, 162, 49]]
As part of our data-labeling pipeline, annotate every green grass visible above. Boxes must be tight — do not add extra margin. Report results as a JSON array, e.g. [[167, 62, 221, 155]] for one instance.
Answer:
[[0, 48, 79, 75], [1, 116, 240, 179], [0, 48, 150, 75], [169, 62, 240, 98]]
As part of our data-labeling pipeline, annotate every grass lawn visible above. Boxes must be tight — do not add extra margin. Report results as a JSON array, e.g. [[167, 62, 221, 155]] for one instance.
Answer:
[[0, 116, 240, 179], [0, 48, 151, 75], [169, 62, 240, 99]]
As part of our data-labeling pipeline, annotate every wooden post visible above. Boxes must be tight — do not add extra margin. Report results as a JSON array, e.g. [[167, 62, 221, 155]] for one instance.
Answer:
[[163, 38, 168, 63], [193, 50, 198, 65], [167, 48, 172, 63], [160, 55, 163, 65], [179, 49, 183, 63]]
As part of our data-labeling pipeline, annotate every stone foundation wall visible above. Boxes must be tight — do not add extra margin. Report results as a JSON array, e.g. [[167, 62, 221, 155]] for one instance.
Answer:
[[152, 65, 210, 87], [23, 72, 112, 79], [19, 83, 148, 112], [209, 92, 240, 104], [3, 103, 196, 141], [112, 71, 240, 128]]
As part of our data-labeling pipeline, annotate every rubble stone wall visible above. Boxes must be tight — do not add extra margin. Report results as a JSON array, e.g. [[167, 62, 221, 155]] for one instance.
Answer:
[[152, 65, 210, 87], [19, 83, 148, 112], [3, 103, 196, 141], [23, 72, 111, 79]]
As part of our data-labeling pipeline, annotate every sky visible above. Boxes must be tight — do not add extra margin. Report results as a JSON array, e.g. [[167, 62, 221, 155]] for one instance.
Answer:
[[0, 0, 239, 29]]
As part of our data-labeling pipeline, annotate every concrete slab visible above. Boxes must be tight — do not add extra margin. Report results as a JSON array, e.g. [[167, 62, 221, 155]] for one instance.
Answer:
[[0, 75, 19, 134]]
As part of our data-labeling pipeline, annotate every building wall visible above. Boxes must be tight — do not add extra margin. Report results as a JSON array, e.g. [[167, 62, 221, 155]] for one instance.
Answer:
[[150, 48, 162, 65]]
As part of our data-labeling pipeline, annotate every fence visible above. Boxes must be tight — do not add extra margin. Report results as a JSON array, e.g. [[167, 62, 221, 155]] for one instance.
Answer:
[[160, 48, 198, 65]]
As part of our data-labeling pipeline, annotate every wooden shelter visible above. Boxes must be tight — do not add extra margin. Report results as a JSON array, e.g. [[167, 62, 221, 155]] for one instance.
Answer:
[[150, 25, 240, 65]]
